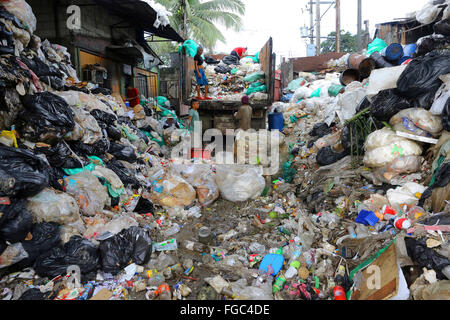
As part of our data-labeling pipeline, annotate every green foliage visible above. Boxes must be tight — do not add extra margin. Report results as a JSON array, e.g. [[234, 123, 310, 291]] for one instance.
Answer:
[[321, 30, 357, 54], [154, 0, 245, 50]]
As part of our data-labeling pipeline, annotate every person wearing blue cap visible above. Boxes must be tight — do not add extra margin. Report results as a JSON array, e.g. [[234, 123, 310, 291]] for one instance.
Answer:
[[234, 95, 252, 130]]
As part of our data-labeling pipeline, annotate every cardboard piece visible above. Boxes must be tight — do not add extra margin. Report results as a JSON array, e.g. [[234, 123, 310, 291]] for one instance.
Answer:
[[352, 244, 399, 300], [90, 288, 113, 300]]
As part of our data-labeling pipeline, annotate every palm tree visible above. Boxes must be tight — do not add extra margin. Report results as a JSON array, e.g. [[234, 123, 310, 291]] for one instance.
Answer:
[[153, 0, 245, 50]]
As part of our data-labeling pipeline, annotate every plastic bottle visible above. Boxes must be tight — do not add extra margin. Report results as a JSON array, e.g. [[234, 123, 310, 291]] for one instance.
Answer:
[[285, 261, 301, 279], [288, 242, 303, 265], [148, 274, 165, 287], [333, 286, 346, 300], [164, 224, 181, 237], [181, 240, 205, 252], [347, 225, 357, 238], [272, 275, 286, 293]]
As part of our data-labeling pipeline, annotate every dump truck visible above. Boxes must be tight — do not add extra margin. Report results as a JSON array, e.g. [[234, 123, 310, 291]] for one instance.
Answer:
[[180, 38, 276, 134]]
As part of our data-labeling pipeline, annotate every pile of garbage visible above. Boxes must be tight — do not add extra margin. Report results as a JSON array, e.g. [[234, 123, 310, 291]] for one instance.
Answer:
[[180, 40, 267, 103], [0, 0, 449, 301]]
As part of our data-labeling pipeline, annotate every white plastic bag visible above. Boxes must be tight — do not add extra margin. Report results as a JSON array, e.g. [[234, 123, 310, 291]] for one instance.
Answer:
[[430, 76, 450, 115], [27, 188, 80, 225], [416, 3, 441, 24], [215, 165, 265, 202], [64, 171, 110, 216], [0, 243, 29, 269], [366, 65, 407, 98], [386, 182, 426, 210], [390, 108, 443, 136], [364, 128, 423, 168]]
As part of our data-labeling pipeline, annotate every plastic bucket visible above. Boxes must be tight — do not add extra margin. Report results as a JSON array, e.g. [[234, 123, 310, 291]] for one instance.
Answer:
[[381, 43, 404, 62], [340, 69, 360, 86], [370, 51, 395, 68], [268, 112, 284, 132]]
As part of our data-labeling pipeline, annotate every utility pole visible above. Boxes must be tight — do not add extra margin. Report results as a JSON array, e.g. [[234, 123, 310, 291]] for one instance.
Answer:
[[357, 0, 362, 51], [316, 0, 321, 55], [336, 0, 341, 52], [309, 0, 314, 45]]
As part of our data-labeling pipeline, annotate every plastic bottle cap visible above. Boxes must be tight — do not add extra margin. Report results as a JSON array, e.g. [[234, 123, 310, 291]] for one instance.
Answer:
[[290, 261, 301, 269]]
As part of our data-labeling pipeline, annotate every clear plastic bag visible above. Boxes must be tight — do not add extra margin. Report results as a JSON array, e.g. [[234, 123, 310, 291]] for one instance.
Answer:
[[363, 128, 423, 168], [372, 156, 423, 183], [0, 242, 29, 269], [390, 108, 443, 136], [215, 165, 265, 202], [27, 188, 80, 225], [64, 171, 110, 216], [386, 182, 426, 210], [153, 172, 196, 208]]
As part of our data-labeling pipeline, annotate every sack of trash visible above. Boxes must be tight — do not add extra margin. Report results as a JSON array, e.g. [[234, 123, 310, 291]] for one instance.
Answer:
[[64, 171, 110, 216], [390, 108, 443, 137], [363, 128, 423, 168], [152, 172, 196, 208], [215, 165, 265, 202]]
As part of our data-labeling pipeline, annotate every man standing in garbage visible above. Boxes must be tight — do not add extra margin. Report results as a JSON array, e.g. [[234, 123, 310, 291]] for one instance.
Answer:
[[126, 84, 140, 107], [194, 46, 212, 100], [234, 95, 252, 130], [230, 47, 248, 60]]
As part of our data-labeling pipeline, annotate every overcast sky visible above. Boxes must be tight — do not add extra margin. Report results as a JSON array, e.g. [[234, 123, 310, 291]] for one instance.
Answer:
[[213, 0, 429, 59]]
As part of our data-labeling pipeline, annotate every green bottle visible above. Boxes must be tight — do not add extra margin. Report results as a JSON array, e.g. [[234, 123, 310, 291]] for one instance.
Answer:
[[272, 275, 286, 293]]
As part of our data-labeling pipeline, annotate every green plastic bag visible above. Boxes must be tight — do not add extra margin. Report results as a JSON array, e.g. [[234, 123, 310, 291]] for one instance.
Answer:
[[244, 71, 265, 83], [156, 96, 169, 107], [142, 130, 165, 146], [328, 85, 345, 97], [230, 68, 238, 75], [251, 51, 260, 63], [367, 38, 388, 56], [246, 84, 267, 95], [309, 88, 321, 98], [62, 156, 103, 176], [286, 78, 307, 91], [178, 39, 198, 58]]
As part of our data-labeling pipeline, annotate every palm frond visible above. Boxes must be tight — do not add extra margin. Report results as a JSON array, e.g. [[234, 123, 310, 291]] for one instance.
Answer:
[[195, 10, 242, 31], [196, 0, 245, 16]]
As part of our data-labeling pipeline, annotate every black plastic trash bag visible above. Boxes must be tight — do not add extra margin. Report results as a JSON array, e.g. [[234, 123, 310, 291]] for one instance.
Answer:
[[90, 109, 117, 126], [19, 222, 61, 267], [106, 126, 122, 141], [405, 237, 450, 280], [47, 166, 65, 191], [99, 227, 152, 274], [214, 65, 232, 74], [18, 92, 75, 144], [40, 76, 64, 91], [91, 87, 112, 95], [418, 162, 450, 207], [0, 200, 32, 243], [397, 50, 450, 109], [133, 197, 154, 214], [0, 21, 14, 55], [36, 142, 84, 169], [370, 89, 411, 122], [309, 123, 332, 138], [222, 55, 240, 65], [442, 97, 450, 131], [18, 288, 47, 300], [105, 159, 141, 189], [205, 56, 220, 65], [34, 236, 99, 279], [416, 35, 450, 57], [434, 19, 450, 36], [316, 146, 349, 166], [0, 146, 49, 197], [108, 142, 137, 163], [69, 137, 110, 157]]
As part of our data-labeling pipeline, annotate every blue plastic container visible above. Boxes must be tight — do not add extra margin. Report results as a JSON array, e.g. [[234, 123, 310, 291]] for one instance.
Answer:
[[355, 210, 380, 226], [403, 43, 417, 57], [381, 43, 404, 62], [268, 112, 284, 132]]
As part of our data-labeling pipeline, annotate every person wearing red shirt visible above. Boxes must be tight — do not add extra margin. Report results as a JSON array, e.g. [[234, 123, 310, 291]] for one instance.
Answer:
[[231, 47, 247, 60], [126, 85, 140, 107]]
